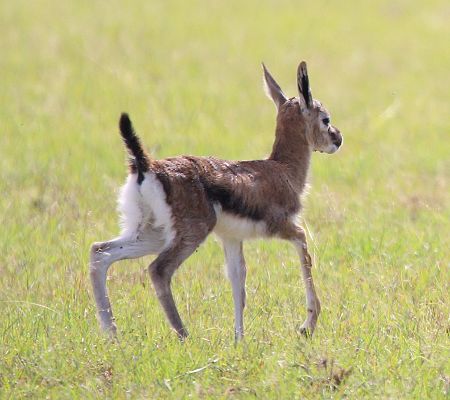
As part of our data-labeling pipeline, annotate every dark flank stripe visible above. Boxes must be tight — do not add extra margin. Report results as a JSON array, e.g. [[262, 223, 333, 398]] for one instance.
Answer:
[[202, 180, 264, 221]]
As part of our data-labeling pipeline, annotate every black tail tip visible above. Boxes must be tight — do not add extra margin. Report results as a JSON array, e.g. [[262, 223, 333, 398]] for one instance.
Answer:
[[119, 113, 132, 134]]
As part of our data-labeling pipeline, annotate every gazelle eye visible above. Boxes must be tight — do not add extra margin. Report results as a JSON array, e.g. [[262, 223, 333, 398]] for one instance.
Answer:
[[322, 117, 330, 125]]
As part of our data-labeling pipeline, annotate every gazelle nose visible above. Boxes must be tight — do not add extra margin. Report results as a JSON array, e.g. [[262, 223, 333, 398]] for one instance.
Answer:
[[333, 136, 342, 147], [330, 128, 342, 147]]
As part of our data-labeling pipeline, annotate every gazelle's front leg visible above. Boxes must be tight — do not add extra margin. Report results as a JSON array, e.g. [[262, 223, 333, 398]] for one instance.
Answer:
[[282, 225, 321, 336], [222, 239, 247, 342], [296, 234, 321, 336]]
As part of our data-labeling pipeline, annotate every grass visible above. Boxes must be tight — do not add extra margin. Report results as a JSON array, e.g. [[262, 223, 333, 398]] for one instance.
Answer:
[[1, 0, 449, 398]]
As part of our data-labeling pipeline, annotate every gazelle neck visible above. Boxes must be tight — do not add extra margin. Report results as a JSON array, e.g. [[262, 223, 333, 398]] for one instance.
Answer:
[[269, 123, 312, 193]]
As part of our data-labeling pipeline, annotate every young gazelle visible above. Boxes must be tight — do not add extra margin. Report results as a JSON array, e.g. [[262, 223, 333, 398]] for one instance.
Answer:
[[90, 61, 342, 341]]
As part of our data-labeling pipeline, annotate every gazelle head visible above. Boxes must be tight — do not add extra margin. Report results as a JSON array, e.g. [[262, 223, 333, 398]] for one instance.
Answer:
[[263, 61, 342, 154]]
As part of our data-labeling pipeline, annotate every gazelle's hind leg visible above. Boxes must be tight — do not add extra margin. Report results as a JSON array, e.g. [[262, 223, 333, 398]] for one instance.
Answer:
[[281, 224, 321, 337], [222, 239, 247, 342], [149, 233, 212, 339], [90, 232, 163, 335]]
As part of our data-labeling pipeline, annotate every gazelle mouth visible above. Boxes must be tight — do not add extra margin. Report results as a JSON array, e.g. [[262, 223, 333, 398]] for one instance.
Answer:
[[315, 144, 340, 154]]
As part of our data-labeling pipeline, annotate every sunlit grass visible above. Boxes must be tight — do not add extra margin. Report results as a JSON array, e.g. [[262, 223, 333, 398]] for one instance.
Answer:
[[0, 0, 449, 398]]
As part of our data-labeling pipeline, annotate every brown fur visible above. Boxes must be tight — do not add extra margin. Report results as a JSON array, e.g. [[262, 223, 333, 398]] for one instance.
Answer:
[[151, 156, 300, 234]]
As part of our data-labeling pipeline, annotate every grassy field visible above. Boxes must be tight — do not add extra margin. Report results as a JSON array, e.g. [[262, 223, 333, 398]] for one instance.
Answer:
[[1, 0, 449, 398]]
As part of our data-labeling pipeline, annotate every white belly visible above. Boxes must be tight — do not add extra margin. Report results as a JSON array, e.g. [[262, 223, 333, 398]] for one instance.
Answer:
[[213, 204, 267, 240]]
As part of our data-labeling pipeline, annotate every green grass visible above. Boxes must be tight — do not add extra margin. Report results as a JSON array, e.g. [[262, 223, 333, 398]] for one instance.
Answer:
[[1, 0, 449, 398]]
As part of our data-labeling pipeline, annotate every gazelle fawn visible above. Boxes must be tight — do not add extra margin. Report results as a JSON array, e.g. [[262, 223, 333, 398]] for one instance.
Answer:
[[90, 61, 342, 341]]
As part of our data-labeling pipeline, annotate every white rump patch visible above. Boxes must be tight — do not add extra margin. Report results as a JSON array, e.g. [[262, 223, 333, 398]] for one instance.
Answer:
[[117, 173, 175, 249], [117, 175, 145, 237], [213, 204, 267, 240]]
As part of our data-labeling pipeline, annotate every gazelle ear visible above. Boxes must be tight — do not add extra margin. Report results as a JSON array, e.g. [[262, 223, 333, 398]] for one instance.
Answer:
[[297, 61, 313, 108], [262, 63, 288, 110]]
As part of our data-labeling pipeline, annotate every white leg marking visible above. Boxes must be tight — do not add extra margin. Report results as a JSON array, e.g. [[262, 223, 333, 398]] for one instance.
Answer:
[[90, 235, 160, 334], [222, 239, 247, 341]]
